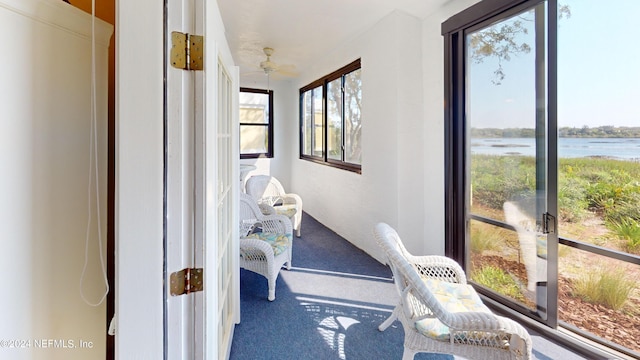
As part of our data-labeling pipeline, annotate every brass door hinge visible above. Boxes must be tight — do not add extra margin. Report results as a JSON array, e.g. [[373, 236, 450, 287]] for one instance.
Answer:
[[170, 268, 203, 296], [170, 32, 203, 71]]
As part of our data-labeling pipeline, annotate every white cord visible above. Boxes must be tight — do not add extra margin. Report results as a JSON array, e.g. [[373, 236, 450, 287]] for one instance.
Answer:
[[80, 0, 109, 307]]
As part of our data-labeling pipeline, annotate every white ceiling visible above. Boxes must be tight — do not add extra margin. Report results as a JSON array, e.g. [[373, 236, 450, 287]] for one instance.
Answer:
[[217, 0, 451, 85]]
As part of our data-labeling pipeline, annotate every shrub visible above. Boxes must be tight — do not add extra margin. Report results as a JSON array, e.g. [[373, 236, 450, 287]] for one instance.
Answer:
[[557, 176, 589, 222], [472, 266, 524, 301], [608, 218, 640, 254], [573, 267, 635, 310], [604, 192, 640, 224]]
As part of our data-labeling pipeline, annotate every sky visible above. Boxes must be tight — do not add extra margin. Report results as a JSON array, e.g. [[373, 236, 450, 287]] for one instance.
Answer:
[[468, 0, 640, 129]]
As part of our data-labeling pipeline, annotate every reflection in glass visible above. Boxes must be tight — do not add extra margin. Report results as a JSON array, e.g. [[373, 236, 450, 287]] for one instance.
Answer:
[[327, 78, 343, 161], [468, 219, 537, 312], [466, 4, 547, 318], [312, 86, 324, 157], [344, 69, 362, 164], [302, 91, 312, 155]]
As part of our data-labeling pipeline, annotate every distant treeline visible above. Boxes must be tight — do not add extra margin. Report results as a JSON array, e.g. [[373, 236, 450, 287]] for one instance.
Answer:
[[471, 126, 640, 138]]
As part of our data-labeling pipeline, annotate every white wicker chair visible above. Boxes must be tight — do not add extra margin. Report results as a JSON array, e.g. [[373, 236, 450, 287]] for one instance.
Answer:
[[377, 227, 467, 332], [246, 175, 303, 237], [374, 223, 532, 360], [239, 193, 293, 301]]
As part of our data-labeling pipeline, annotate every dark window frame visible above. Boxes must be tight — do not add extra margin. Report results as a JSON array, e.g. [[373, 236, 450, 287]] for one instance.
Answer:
[[240, 87, 274, 159], [442, 1, 640, 359], [299, 59, 362, 173]]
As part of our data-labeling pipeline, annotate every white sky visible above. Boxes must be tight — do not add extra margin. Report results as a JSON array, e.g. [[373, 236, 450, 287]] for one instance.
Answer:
[[468, 0, 640, 129]]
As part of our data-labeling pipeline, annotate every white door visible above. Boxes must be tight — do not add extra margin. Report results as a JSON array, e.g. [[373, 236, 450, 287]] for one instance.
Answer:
[[205, 51, 240, 360], [165, 0, 240, 359]]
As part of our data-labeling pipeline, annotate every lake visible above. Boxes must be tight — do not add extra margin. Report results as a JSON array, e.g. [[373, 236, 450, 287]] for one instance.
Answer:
[[471, 137, 640, 161]]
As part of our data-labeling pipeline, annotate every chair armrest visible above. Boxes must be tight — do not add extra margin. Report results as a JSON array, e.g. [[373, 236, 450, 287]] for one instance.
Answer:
[[407, 255, 467, 284], [280, 193, 302, 207], [239, 237, 276, 262], [258, 203, 276, 215], [408, 293, 507, 332]]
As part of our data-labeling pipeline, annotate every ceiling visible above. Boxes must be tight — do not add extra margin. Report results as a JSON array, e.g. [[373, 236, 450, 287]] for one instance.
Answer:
[[217, 0, 451, 86]]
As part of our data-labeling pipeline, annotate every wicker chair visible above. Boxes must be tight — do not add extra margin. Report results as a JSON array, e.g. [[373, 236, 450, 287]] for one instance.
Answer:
[[373, 223, 532, 360], [239, 193, 293, 301], [246, 175, 303, 237]]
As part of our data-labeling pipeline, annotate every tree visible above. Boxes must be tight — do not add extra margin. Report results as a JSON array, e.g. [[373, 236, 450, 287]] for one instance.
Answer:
[[467, 5, 571, 85]]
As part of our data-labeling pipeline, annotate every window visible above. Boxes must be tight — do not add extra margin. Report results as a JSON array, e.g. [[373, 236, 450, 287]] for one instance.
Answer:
[[240, 88, 273, 158], [300, 59, 361, 172]]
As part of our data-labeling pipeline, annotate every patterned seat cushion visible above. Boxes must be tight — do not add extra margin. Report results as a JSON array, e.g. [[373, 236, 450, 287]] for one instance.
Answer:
[[415, 278, 492, 341], [274, 205, 297, 218], [243, 232, 291, 256]]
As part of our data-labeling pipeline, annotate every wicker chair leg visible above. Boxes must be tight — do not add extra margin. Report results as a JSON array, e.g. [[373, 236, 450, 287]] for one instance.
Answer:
[[401, 348, 416, 360], [378, 305, 399, 331], [267, 280, 276, 301]]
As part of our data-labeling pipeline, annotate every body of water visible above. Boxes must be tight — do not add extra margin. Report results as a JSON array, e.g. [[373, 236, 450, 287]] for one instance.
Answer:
[[471, 137, 640, 160]]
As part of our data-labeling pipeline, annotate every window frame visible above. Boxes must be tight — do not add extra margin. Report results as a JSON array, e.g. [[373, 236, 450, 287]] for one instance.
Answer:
[[299, 59, 362, 173], [239, 87, 274, 159], [443, 1, 640, 359]]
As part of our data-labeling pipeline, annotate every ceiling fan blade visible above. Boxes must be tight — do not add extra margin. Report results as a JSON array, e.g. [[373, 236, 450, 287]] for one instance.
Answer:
[[275, 64, 298, 77]]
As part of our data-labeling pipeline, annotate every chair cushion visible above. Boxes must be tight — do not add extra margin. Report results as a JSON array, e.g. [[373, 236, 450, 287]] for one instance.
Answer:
[[244, 232, 291, 256], [415, 278, 492, 341], [537, 237, 547, 259], [274, 205, 297, 218]]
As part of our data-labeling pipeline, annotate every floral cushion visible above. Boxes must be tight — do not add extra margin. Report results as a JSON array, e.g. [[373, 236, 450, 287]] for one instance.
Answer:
[[274, 205, 297, 218], [415, 278, 491, 341], [244, 232, 291, 256]]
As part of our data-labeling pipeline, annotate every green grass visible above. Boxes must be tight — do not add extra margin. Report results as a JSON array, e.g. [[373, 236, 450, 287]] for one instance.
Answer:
[[471, 266, 524, 302], [573, 267, 635, 310]]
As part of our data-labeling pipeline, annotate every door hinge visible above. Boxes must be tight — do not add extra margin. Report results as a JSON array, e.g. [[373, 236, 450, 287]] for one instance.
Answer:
[[170, 32, 203, 71], [170, 268, 203, 296]]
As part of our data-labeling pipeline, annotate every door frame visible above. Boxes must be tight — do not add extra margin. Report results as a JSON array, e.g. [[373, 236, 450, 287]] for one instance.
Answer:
[[115, 0, 239, 358], [115, 0, 165, 358]]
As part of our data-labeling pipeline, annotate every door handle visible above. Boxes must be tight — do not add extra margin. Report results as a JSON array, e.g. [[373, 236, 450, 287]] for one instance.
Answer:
[[542, 212, 556, 234]]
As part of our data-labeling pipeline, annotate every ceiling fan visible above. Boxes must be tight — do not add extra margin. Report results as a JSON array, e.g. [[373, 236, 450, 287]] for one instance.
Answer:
[[259, 47, 279, 75], [247, 47, 298, 79]]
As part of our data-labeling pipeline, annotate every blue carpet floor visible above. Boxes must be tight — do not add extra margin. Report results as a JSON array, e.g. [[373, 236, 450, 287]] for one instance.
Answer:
[[229, 213, 588, 360]]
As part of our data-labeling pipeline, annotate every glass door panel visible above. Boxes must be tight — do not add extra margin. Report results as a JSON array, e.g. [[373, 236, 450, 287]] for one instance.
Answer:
[[465, 3, 550, 320], [557, 1, 640, 354]]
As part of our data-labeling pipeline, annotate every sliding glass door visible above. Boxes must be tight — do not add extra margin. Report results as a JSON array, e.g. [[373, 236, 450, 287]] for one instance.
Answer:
[[464, 1, 555, 325], [444, 0, 640, 357]]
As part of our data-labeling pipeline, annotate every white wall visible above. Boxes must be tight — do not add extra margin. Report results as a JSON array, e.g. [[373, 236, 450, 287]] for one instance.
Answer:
[[288, 10, 425, 262], [248, 2, 486, 261], [0, 0, 111, 359], [421, 0, 481, 255]]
